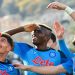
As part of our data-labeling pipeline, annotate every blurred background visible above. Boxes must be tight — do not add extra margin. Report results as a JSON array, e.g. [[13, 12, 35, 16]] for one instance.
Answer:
[[0, 0, 75, 49], [0, 0, 75, 74]]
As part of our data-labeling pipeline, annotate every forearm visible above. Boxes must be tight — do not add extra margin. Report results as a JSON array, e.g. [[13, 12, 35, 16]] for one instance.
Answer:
[[70, 12, 75, 21], [6, 24, 38, 36], [58, 39, 74, 58], [6, 26, 25, 36], [26, 65, 66, 74], [65, 6, 75, 21]]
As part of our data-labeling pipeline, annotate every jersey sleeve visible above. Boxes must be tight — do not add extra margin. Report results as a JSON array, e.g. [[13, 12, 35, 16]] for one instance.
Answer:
[[13, 42, 33, 59], [58, 39, 74, 59], [62, 59, 73, 74]]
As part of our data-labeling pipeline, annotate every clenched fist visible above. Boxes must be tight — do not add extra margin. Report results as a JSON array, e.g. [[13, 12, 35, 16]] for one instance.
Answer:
[[24, 24, 39, 32]]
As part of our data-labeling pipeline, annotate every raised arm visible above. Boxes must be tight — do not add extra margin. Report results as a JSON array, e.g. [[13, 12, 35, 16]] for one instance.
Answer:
[[47, 2, 75, 21], [53, 21, 74, 58], [6, 24, 39, 36]]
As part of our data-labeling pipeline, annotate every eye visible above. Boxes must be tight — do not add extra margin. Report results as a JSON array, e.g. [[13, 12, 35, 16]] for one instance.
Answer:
[[1, 38, 7, 42]]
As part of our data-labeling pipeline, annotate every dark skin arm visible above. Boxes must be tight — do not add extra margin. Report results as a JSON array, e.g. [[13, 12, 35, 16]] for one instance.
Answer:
[[6, 24, 39, 36], [6, 26, 25, 36]]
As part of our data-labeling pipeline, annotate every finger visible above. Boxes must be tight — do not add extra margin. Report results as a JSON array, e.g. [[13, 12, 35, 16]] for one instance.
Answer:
[[62, 26, 64, 31], [54, 21, 61, 27], [53, 22, 58, 32], [52, 4, 58, 9], [61, 25, 64, 32], [47, 3, 52, 8], [53, 21, 60, 32], [47, 3, 55, 8], [29, 24, 39, 31], [33, 24, 39, 29]]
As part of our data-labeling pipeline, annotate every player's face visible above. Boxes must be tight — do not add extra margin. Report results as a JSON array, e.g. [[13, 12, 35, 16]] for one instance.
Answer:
[[0, 37, 12, 54], [31, 26, 50, 45]]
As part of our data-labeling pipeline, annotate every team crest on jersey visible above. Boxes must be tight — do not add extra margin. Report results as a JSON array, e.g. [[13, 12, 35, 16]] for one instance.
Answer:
[[49, 52, 56, 58], [8, 66, 14, 72]]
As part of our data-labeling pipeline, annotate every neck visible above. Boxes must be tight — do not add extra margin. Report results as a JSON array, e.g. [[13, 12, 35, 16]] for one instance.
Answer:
[[36, 43, 48, 50], [0, 54, 7, 62]]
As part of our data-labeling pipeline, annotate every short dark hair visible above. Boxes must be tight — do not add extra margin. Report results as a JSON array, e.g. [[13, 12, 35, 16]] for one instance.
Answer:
[[1, 33, 14, 48], [39, 24, 52, 32]]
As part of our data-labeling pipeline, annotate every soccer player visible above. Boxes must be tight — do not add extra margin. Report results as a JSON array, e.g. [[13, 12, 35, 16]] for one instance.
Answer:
[[6, 23, 69, 75], [13, 21, 73, 75], [0, 33, 20, 75]]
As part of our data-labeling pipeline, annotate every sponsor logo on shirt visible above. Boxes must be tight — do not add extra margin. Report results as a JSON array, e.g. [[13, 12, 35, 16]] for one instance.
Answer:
[[32, 56, 54, 66], [0, 70, 9, 75]]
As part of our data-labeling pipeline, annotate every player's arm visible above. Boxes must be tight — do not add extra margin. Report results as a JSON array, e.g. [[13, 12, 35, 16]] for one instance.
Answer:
[[6, 24, 39, 36], [27, 65, 66, 74], [47, 2, 75, 21], [14, 59, 72, 74], [6, 26, 24, 35], [53, 21, 74, 58], [14, 64, 66, 74]]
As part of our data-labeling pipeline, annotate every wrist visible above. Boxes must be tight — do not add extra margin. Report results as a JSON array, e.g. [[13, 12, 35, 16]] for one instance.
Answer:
[[65, 6, 74, 15], [23, 26, 27, 31], [25, 66, 32, 71], [62, 5, 67, 10], [57, 36, 63, 40]]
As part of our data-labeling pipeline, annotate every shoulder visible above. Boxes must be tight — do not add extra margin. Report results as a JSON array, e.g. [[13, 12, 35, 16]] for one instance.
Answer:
[[14, 42, 33, 49]]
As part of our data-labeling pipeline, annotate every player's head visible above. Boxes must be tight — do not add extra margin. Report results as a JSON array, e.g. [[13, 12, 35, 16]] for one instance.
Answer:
[[0, 33, 13, 55], [31, 24, 52, 46]]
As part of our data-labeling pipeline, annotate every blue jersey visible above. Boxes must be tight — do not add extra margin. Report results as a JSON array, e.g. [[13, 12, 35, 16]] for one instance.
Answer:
[[0, 60, 20, 75], [58, 39, 75, 74], [58, 39, 74, 58], [62, 58, 73, 74], [13, 42, 68, 75]]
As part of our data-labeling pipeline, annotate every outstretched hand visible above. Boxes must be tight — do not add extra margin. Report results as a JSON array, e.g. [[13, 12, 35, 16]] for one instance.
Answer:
[[53, 21, 64, 39], [47, 2, 67, 10]]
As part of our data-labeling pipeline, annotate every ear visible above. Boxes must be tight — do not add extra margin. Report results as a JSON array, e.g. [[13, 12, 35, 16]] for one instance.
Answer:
[[46, 36, 50, 42]]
